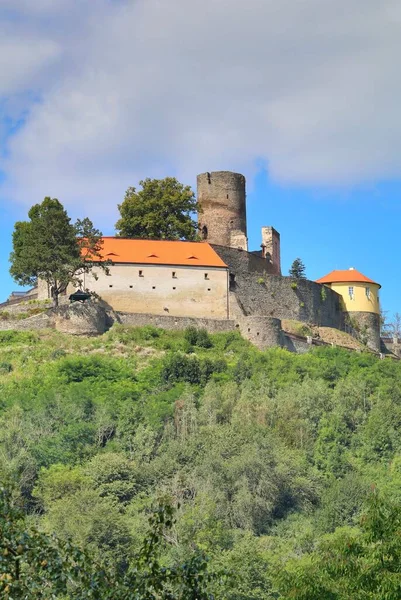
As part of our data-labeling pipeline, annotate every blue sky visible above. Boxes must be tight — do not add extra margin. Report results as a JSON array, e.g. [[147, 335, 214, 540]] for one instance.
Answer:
[[1, 0, 401, 322]]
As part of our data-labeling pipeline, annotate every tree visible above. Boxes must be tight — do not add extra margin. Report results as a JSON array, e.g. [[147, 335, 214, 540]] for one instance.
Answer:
[[10, 198, 107, 307], [0, 484, 216, 599], [276, 491, 401, 599], [115, 177, 199, 240], [289, 257, 306, 279]]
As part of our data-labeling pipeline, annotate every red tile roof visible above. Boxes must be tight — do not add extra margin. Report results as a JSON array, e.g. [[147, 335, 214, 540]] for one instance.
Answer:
[[90, 238, 227, 268], [316, 269, 380, 287]]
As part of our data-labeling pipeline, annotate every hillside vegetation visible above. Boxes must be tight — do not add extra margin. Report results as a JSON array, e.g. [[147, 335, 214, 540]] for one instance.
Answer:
[[1, 326, 401, 598]]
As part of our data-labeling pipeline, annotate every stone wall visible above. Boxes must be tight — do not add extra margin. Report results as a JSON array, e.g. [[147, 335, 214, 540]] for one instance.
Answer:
[[212, 245, 277, 277], [229, 270, 342, 327], [237, 316, 283, 350], [118, 312, 236, 333], [0, 312, 52, 331], [347, 311, 381, 353]]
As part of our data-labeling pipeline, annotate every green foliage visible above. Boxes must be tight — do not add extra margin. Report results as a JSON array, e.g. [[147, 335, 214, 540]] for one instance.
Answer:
[[0, 485, 216, 599], [9, 198, 107, 306], [115, 177, 199, 240], [276, 491, 401, 599], [320, 285, 328, 302], [1, 327, 401, 598], [289, 257, 307, 279], [290, 281, 298, 290], [184, 326, 213, 348]]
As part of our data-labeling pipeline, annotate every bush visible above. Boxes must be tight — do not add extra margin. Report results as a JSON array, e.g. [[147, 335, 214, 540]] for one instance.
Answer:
[[51, 348, 67, 360], [58, 355, 134, 383], [0, 361, 13, 374], [184, 326, 213, 348], [161, 353, 226, 385], [0, 330, 38, 344]]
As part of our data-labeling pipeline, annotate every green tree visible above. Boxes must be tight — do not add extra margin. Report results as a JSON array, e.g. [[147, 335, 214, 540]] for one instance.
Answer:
[[0, 484, 216, 599], [10, 198, 107, 307], [115, 177, 199, 240], [276, 491, 401, 599], [289, 257, 306, 279]]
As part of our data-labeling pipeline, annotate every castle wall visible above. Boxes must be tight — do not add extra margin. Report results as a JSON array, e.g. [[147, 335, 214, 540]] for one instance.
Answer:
[[118, 312, 236, 333], [212, 245, 277, 277], [197, 172, 247, 248], [70, 264, 229, 319], [230, 271, 342, 327], [344, 311, 381, 353]]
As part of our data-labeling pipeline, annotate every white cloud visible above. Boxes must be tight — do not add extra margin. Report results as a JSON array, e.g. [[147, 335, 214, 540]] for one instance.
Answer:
[[1, 0, 401, 222]]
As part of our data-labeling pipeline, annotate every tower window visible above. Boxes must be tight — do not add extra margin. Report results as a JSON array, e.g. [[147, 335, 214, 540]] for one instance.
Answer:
[[204, 273, 209, 280], [201, 225, 208, 240], [139, 270, 143, 277], [366, 287, 371, 299], [152, 286, 156, 290], [348, 286, 354, 299], [172, 271, 177, 278]]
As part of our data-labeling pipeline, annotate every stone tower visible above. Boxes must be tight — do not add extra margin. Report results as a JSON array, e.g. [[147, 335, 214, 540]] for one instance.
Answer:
[[261, 226, 281, 275], [197, 171, 248, 250]]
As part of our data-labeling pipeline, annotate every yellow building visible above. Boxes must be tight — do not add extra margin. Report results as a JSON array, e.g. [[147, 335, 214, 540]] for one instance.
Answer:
[[316, 268, 380, 314]]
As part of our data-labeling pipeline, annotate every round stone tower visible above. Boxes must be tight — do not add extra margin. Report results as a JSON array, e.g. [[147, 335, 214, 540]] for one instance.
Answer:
[[197, 171, 248, 249]]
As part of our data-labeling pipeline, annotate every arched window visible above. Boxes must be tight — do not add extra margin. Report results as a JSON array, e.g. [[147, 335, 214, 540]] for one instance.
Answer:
[[201, 225, 208, 240]]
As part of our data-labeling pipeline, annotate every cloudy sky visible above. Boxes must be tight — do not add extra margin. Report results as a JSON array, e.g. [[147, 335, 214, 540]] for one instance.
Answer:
[[1, 0, 400, 317]]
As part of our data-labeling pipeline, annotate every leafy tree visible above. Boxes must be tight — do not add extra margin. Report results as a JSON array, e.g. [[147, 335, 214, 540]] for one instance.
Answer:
[[276, 491, 401, 599], [10, 198, 107, 307], [289, 257, 307, 279], [115, 177, 199, 240], [0, 484, 216, 599]]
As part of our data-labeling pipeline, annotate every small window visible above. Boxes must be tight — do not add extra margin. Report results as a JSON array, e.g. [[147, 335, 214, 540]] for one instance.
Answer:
[[139, 270, 143, 277], [204, 273, 209, 280], [129, 285, 133, 289], [348, 286, 354, 299], [109, 285, 113, 288], [173, 286, 176, 290], [207, 288, 211, 292], [152, 286, 156, 290], [172, 271, 177, 278], [365, 287, 371, 299]]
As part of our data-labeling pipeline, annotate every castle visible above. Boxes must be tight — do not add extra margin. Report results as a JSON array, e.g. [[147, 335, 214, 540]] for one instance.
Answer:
[[12, 171, 383, 352]]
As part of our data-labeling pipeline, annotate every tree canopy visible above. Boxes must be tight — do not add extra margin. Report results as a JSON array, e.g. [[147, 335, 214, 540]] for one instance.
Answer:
[[289, 257, 307, 279], [9, 198, 107, 306], [115, 178, 199, 240]]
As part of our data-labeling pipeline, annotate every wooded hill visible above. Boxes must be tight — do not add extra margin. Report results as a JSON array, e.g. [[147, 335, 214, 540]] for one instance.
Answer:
[[1, 326, 401, 598]]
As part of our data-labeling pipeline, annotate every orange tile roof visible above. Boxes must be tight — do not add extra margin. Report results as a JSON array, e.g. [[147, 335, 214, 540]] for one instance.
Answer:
[[316, 269, 380, 288], [89, 238, 227, 268]]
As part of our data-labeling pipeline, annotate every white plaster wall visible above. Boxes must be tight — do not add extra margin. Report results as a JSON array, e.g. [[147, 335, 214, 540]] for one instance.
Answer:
[[69, 264, 229, 318]]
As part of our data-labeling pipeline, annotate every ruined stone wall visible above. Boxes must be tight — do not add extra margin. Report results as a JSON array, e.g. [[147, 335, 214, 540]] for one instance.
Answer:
[[118, 312, 236, 333], [212, 245, 277, 278], [346, 311, 381, 353], [0, 313, 52, 331], [197, 172, 247, 248], [230, 271, 342, 327]]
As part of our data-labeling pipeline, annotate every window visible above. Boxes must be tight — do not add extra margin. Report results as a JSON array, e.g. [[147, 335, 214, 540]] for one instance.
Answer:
[[152, 286, 156, 290], [348, 286, 354, 299], [204, 273, 209, 280], [172, 271, 177, 278], [109, 285, 113, 288], [173, 287, 176, 290], [129, 285, 133, 289], [365, 287, 371, 299], [139, 270, 143, 277]]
